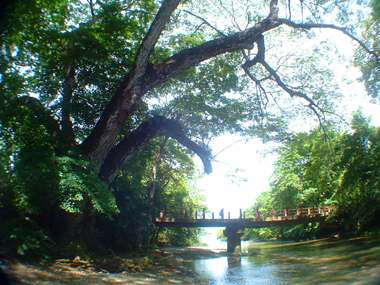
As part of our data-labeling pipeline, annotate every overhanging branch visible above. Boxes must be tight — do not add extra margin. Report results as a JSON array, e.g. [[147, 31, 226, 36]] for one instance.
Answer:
[[278, 18, 380, 64], [142, 16, 281, 92], [242, 34, 326, 124], [99, 116, 212, 182]]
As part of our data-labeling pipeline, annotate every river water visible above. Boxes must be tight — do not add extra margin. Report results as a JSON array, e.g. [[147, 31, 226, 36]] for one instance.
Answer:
[[6, 237, 380, 285], [194, 237, 380, 284]]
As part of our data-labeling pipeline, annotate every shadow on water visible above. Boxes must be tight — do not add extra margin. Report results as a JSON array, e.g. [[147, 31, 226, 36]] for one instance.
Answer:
[[5, 237, 380, 285]]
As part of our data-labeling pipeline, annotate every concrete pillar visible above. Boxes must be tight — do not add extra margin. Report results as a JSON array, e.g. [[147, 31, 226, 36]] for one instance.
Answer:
[[224, 226, 243, 254]]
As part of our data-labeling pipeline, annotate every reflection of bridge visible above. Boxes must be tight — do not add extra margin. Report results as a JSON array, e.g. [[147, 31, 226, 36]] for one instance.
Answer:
[[155, 206, 334, 254]]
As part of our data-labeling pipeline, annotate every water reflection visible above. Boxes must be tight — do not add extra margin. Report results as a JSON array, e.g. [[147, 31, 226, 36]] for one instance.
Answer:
[[193, 238, 380, 285], [194, 256, 281, 285]]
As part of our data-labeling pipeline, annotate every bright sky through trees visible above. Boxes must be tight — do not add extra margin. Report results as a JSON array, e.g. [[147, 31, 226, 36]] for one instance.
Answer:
[[195, 30, 380, 215]]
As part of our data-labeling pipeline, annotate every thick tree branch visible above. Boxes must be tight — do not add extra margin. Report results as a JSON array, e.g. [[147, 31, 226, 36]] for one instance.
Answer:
[[87, 0, 95, 19], [134, 0, 181, 81], [142, 17, 281, 92], [269, 0, 279, 19], [99, 116, 212, 183], [81, 0, 180, 165], [278, 18, 380, 64], [242, 33, 265, 67]]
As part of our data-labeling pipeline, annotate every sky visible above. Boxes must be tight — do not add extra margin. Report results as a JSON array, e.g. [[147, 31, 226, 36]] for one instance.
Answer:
[[194, 136, 277, 217]]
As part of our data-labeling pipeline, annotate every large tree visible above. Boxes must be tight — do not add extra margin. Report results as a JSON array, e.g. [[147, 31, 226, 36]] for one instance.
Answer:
[[1, 0, 378, 184]]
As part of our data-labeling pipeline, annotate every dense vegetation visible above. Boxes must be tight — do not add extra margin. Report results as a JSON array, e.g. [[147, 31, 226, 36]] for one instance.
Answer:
[[0, 0, 379, 258], [245, 112, 380, 240]]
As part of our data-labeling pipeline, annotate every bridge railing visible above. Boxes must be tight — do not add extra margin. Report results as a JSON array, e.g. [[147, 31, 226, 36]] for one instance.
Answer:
[[155, 205, 334, 223]]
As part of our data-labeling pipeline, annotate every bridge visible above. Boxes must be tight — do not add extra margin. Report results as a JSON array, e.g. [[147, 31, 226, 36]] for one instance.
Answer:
[[154, 206, 334, 254]]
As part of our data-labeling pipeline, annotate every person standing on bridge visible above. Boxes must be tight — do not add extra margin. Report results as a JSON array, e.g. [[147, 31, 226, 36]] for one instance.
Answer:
[[255, 208, 262, 221], [296, 205, 303, 218], [271, 209, 277, 220], [284, 208, 289, 219], [159, 210, 165, 220], [219, 208, 224, 219]]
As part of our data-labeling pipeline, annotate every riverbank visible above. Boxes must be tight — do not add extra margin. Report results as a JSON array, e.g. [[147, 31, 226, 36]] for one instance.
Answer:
[[2, 236, 380, 284], [1, 246, 225, 285]]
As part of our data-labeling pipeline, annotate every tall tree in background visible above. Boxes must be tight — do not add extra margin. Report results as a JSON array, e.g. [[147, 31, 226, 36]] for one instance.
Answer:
[[337, 112, 380, 230], [246, 112, 380, 239], [269, 127, 342, 210]]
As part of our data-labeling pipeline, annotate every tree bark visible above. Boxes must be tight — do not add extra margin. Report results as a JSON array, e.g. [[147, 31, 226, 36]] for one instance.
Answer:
[[61, 62, 76, 147], [99, 116, 211, 183], [81, 0, 181, 166]]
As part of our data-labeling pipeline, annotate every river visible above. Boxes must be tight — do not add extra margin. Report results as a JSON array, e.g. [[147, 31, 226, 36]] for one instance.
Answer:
[[5, 237, 380, 285]]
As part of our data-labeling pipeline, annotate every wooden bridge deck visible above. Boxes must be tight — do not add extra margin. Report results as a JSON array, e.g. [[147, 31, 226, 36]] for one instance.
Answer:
[[154, 206, 333, 228], [155, 206, 334, 253], [154, 216, 325, 228]]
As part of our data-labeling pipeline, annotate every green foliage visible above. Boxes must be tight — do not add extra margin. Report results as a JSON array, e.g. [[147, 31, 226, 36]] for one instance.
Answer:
[[9, 226, 51, 258], [0, 216, 52, 258], [245, 222, 325, 241], [1, 0, 158, 139], [0, 130, 14, 208], [355, 0, 380, 99], [151, 53, 245, 141], [12, 113, 60, 214], [94, 139, 205, 251], [158, 228, 201, 246], [372, 0, 380, 19], [336, 112, 380, 230], [268, 127, 341, 210], [57, 155, 118, 216], [246, 113, 380, 240], [244, 228, 276, 240]]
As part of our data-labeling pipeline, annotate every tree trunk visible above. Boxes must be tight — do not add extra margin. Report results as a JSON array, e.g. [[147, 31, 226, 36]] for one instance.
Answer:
[[61, 62, 76, 147], [81, 0, 181, 167]]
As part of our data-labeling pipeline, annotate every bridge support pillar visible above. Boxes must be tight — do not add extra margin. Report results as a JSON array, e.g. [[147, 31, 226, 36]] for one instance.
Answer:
[[224, 226, 243, 254]]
